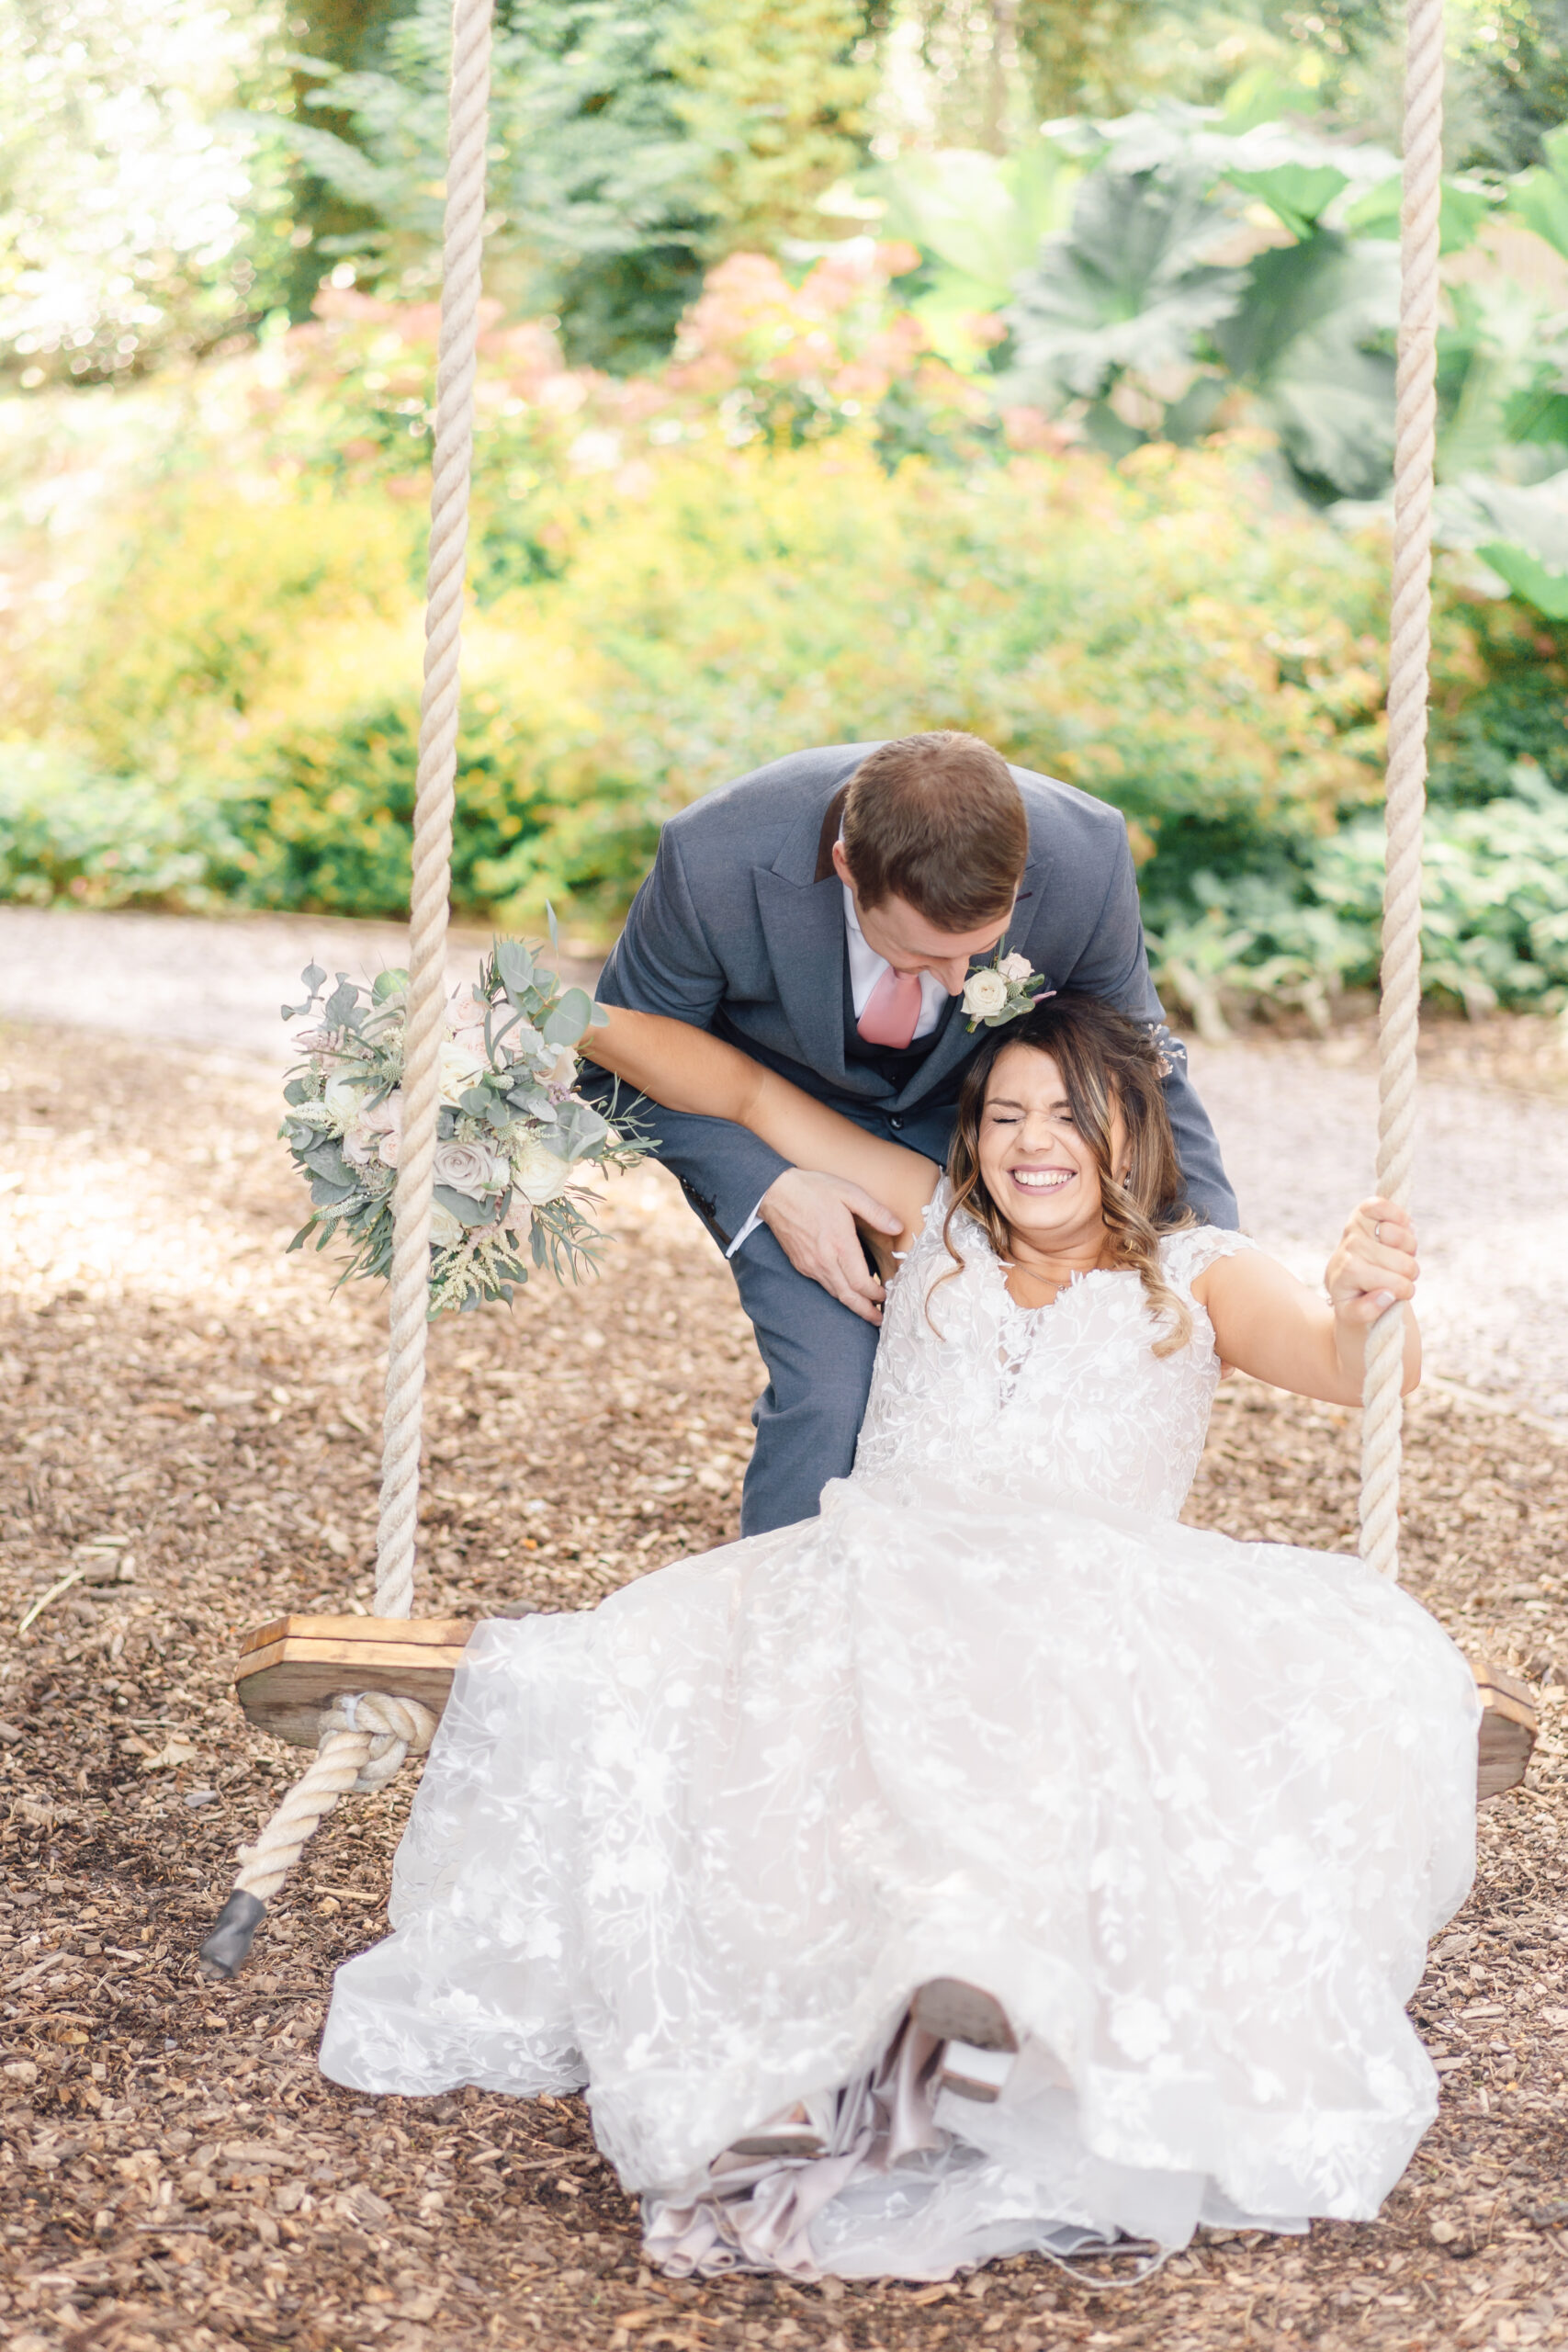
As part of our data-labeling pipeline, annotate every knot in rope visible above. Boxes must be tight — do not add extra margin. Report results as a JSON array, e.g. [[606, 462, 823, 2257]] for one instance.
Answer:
[[318, 1690, 439, 1791]]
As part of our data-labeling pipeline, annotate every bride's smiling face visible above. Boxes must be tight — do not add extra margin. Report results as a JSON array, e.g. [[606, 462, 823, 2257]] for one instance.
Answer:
[[976, 1043, 1126, 1252]]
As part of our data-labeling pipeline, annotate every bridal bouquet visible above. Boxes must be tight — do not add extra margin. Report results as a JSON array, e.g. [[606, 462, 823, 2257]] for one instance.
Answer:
[[279, 935, 648, 1314]]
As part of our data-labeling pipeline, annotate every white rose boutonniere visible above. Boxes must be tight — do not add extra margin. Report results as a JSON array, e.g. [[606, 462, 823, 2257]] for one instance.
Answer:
[[962, 944, 1052, 1032], [961, 967, 1010, 1021]]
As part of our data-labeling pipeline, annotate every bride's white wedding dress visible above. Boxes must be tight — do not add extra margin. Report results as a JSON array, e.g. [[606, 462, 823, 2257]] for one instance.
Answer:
[[320, 1189, 1479, 2280]]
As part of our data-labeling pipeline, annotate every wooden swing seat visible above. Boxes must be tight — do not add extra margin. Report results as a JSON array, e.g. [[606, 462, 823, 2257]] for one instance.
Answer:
[[235, 1616, 1539, 1804]]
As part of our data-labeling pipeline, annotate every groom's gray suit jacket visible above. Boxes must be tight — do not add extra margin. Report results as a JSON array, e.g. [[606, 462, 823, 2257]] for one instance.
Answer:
[[592, 743, 1237, 1241]]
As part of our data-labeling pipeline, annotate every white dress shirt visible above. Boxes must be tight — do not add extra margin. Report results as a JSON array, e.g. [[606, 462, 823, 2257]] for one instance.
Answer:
[[725, 887, 946, 1259]]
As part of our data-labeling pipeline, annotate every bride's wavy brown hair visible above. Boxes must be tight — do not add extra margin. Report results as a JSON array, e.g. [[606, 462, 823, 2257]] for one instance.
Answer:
[[937, 994, 1198, 1354]]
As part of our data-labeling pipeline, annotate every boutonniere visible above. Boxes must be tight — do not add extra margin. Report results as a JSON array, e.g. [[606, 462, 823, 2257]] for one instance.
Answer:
[[961, 946, 1053, 1032]]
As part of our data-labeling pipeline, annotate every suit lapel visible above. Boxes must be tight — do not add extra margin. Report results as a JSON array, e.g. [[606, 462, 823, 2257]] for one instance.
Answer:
[[753, 865, 851, 1082]]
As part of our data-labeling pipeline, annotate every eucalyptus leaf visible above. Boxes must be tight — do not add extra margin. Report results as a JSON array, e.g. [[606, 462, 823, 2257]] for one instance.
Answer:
[[324, 978, 361, 1028], [372, 967, 408, 1001], [310, 1175, 357, 1206], [554, 1099, 610, 1159], [302, 961, 327, 991], [459, 1085, 493, 1114], [434, 1183, 497, 1227], [301, 1139, 352, 1182], [589, 1001, 611, 1027], [494, 938, 536, 997], [283, 1077, 310, 1105], [542, 986, 592, 1047]]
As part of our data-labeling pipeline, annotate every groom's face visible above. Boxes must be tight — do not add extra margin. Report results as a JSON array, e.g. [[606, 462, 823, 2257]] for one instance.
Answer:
[[832, 842, 1012, 995]]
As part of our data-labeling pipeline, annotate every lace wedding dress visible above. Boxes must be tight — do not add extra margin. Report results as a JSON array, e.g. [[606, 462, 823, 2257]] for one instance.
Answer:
[[320, 1188, 1479, 2280]]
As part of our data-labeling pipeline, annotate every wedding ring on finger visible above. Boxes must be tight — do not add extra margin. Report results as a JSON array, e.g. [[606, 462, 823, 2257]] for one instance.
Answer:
[[1373, 1220, 1383, 1243]]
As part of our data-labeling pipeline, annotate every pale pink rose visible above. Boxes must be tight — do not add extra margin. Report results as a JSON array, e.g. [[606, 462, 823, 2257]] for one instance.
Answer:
[[342, 1090, 400, 1168], [343, 1125, 383, 1170], [998, 953, 1033, 984], [446, 986, 491, 1044], [433, 1138, 503, 1196], [367, 1094, 403, 1168]]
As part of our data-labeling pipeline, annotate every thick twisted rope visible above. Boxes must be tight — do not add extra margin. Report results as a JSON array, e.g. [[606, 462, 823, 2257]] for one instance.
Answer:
[[234, 1696, 439, 1899], [376, 0, 496, 1621], [199, 1697, 437, 1976], [1360, 0, 1443, 1581]]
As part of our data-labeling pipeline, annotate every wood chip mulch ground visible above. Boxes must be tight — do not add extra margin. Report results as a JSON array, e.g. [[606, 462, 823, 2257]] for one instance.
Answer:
[[1, 1019, 1565, 2352]]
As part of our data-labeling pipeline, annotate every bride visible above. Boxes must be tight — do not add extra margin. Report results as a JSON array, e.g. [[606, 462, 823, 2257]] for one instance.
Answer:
[[319, 992, 1479, 2282]]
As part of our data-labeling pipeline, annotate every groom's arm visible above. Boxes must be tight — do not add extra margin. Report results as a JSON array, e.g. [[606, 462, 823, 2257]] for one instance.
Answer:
[[586, 825, 794, 1246], [1058, 838, 1239, 1228]]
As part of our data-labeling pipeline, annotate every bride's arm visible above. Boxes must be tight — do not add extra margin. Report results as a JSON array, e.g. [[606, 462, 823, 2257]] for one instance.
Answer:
[[1193, 1197, 1421, 1407], [581, 1006, 941, 1254]]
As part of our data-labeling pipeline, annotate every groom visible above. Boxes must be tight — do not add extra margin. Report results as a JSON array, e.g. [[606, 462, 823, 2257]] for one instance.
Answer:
[[589, 731, 1237, 1534]]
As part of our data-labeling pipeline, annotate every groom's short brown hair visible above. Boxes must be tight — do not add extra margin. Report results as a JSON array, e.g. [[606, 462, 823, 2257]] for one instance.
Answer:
[[840, 731, 1027, 932]]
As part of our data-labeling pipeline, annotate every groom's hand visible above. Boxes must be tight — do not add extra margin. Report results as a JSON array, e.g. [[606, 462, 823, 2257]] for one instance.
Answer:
[[758, 1170, 900, 1324]]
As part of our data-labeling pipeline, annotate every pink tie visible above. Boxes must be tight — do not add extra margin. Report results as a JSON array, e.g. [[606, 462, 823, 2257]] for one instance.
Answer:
[[857, 966, 924, 1049]]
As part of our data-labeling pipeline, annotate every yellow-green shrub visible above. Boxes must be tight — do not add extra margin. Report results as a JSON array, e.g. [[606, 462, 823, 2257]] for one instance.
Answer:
[[8, 404, 1397, 930]]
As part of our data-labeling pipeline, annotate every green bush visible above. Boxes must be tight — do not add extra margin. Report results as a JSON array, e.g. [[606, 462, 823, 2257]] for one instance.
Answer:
[[1147, 763, 1568, 1035], [209, 696, 661, 922], [0, 746, 234, 910]]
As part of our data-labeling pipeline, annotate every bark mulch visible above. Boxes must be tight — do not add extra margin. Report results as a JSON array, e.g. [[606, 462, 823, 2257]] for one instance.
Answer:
[[1, 1019, 1565, 2352]]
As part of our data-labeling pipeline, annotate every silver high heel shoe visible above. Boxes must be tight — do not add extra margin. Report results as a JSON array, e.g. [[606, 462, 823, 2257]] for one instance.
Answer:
[[911, 1977, 1020, 2104]]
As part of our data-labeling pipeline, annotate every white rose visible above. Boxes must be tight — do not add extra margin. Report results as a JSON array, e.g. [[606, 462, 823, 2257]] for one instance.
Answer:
[[962, 967, 1010, 1020], [998, 952, 1033, 984], [510, 1134, 570, 1205], [428, 1202, 467, 1248], [323, 1072, 374, 1124], [433, 1138, 503, 1197], [437, 1041, 488, 1106], [543, 1046, 579, 1091]]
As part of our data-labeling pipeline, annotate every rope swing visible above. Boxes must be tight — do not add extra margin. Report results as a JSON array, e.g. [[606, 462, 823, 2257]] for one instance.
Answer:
[[198, 0, 1534, 1983], [1359, 0, 1443, 1585], [199, 0, 498, 1977]]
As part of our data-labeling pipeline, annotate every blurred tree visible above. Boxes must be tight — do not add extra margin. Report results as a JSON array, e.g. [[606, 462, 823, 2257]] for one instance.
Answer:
[[282, 0, 418, 319], [664, 0, 879, 250], [1013, 0, 1153, 121], [276, 0, 884, 371], [0, 0, 292, 382], [1456, 0, 1568, 171]]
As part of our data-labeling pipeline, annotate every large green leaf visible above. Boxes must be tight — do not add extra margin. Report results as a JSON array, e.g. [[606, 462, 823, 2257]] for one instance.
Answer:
[[1344, 175, 1494, 255], [1506, 124, 1568, 261], [1439, 277, 1568, 479], [1212, 232, 1398, 496], [1224, 163, 1348, 240], [1480, 540, 1568, 619], [1436, 469, 1568, 618], [1007, 162, 1246, 403], [877, 144, 1079, 301]]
